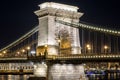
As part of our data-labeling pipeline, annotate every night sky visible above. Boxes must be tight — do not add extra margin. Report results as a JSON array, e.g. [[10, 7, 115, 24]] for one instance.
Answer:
[[0, 0, 120, 48]]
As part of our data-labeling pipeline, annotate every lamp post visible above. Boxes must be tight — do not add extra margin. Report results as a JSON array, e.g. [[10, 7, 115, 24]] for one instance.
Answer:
[[26, 46, 30, 57], [104, 45, 108, 54], [86, 44, 91, 53], [57, 39, 61, 55]]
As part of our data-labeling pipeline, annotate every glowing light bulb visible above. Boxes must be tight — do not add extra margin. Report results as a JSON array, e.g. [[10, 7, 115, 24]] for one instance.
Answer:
[[86, 44, 90, 48], [27, 46, 30, 50], [104, 45, 108, 49], [57, 39, 61, 43], [3, 51, 6, 54], [17, 52, 20, 54], [88, 47, 91, 50], [44, 44, 48, 47], [22, 49, 25, 52]]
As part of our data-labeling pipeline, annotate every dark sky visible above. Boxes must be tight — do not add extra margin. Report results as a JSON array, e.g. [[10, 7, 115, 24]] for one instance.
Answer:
[[0, 0, 120, 48]]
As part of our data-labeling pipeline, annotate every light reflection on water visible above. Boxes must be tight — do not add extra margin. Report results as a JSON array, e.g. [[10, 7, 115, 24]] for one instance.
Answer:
[[0, 74, 120, 80], [0, 75, 31, 80], [48, 64, 87, 80]]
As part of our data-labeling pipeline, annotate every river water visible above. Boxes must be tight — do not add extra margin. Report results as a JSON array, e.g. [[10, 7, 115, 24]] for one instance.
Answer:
[[0, 75, 32, 80]]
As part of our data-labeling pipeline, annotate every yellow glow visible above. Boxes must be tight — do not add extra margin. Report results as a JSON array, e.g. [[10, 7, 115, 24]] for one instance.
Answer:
[[22, 49, 25, 52], [57, 39, 61, 43], [3, 51, 6, 54], [88, 47, 91, 50], [104, 45, 108, 49], [17, 52, 20, 54], [86, 44, 90, 48], [86, 44, 91, 51], [0, 54, 2, 56], [41, 53, 44, 56], [44, 44, 48, 47], [27, 46, 30, 50]]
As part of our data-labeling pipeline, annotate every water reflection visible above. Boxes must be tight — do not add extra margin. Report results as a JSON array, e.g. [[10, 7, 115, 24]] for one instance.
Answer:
[[48, 64, 87, 80], [0, 75, 32, 80], [0, 70, 120, 80]]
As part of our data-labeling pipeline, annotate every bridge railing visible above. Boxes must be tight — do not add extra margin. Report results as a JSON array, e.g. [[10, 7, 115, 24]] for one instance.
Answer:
[[47, 53, 120, 60]]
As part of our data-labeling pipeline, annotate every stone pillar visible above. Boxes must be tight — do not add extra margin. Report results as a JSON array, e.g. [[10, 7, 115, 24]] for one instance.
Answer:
[[33, 63, 47, 77], [34, 2, 84, 56], [48, 64, 87, 80]]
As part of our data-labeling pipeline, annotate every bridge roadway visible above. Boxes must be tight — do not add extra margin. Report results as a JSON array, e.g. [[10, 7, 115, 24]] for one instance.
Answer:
[[0, 53, 120, 74]]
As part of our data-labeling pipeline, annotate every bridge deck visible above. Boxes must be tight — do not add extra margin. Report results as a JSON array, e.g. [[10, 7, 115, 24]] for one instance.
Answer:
[[0, 54, 120, 62]]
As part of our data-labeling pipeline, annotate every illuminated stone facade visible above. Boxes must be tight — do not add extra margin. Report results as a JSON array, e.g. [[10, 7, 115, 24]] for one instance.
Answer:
[[33, 2, 87, 80], [48, 64, 86, 80], [35, 2, 83, 56]]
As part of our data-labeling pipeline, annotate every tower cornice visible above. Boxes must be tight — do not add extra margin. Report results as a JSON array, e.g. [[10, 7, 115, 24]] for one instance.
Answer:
[[34, 8, 83, 19]]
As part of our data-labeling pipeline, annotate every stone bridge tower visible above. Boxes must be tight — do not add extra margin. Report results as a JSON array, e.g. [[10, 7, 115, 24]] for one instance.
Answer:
[[35, 2, 83, 56], [32, 2, 87, 80]]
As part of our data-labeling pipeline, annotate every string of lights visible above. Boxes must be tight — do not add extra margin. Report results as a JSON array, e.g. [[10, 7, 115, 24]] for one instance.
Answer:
[[0, 26, 39, 52], [0, 19, 119, 57], [56, 20, 120, 36]]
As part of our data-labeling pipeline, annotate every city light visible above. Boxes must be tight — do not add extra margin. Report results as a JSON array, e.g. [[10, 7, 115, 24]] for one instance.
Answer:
[[104, 45, 108, 49], [44, 44, 48, 48], [0, 2, 119, 80], [22, 49, 25, 52], [88, 47, 91, 50], [31, 50, 36, 54], [17, 52, 20, 54], [3, 51, 6, 54], [0, 54, 2, 56], [57, 39, 61, 43], [86, 44, 91, 53], [86, 44, 90, 48], [27, 46, 30, 50]]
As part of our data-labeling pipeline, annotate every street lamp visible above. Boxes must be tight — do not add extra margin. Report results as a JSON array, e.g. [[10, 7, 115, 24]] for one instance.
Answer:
[[44, 44, 48, 48], [27, 46, 30, 50], [22, 49, 25, 52], [56, 39, 61, 55], [86, 44, 91, 53], [26, 46, 30, 57], [88, 47, 91, 50], [86, 44, 90, 48], [104, 45, 108, 53], [3, 51, 6, 54], [57, 39, 61, 43]]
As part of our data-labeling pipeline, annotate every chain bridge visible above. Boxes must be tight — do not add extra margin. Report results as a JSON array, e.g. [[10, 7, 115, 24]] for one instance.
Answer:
[[0, 2, 120, 80]]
